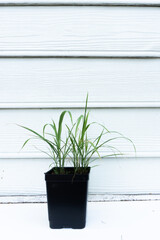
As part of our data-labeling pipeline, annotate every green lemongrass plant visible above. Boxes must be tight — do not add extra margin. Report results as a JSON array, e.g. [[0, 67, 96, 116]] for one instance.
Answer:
[[19, 111, 73, 174], [66, 94, 136, 174], [20, 95, 135, 174]]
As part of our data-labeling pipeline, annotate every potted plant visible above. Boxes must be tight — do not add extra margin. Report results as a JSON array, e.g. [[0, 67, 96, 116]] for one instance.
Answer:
[[20, 95, 135, 229]]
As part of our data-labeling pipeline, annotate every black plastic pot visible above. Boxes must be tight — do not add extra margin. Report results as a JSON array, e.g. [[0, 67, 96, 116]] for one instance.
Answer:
[[45, 167, 90, 229]]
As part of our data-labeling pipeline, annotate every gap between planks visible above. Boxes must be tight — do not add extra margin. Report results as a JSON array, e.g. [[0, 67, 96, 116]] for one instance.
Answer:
[[0, 51, 160, 58], [1, 0, 160, 7]]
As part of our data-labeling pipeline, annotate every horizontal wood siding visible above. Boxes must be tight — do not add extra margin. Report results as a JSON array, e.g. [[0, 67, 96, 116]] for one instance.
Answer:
[[0, 2, 159, 201], [0, 6, 160, 54], [1, 158, 160, 196], [0, 58, 160, 104], [0, 108, 159, 155]]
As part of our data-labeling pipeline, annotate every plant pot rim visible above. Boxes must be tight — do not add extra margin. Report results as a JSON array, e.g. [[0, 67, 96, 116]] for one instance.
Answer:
[[45, 167, 90, 182]]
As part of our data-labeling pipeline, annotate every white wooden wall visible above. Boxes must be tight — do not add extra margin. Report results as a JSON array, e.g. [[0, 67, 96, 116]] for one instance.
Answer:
[[1, 0, 160, 202]]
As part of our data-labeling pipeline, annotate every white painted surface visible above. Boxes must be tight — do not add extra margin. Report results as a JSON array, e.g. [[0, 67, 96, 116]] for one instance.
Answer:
[[0, 108, 160, 195], [0, 6, 160, 53], [0, 58, 160, 104], [0, 2, 160, 199], [1, 50, 160, 57], [1, 157, 160, 195], [0, 108, 160, 155], [2, 102, 160, 109], [2, 194, 160, 203], [1, 202, 160, 240]]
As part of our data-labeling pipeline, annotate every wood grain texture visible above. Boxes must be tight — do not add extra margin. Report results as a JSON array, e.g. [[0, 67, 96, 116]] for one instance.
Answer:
[[1, 58, 160, 104], [0, 6, 160, 54]]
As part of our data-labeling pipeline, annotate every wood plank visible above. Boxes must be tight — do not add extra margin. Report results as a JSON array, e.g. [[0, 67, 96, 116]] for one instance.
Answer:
[[0, 7, 160, 54], [0, 108, 160, 154], [0, 58, 160, 104], [1, 157, 160, 195], [0, 108, 160, 195]]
